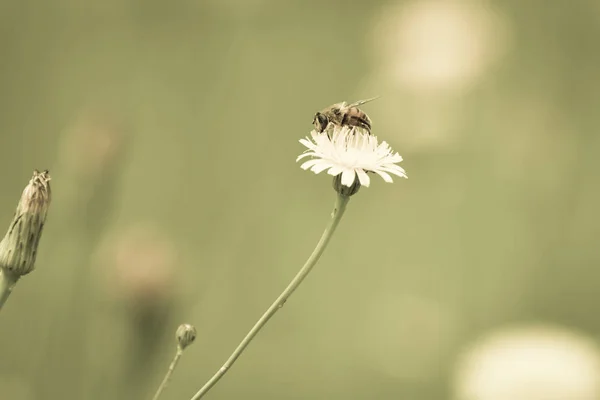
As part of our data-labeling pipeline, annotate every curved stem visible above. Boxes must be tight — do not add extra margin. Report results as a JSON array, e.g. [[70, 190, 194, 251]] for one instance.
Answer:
[[152, 346, 184, 400], [0, 269, 19, 311], [190, 194, 350, 399]]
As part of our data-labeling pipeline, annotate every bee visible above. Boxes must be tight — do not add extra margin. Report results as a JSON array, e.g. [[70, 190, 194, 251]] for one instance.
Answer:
[[312, 97, 379, 134]]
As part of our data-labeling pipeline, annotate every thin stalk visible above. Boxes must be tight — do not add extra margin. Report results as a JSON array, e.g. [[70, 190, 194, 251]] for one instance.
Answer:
[[190, 193, 350, 399], [0, 269, 19, 311], [152, 346, 184, 400]]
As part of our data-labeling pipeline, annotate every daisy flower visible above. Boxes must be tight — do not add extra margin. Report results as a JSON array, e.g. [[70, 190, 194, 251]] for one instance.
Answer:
[[297, 126, 407, 188]]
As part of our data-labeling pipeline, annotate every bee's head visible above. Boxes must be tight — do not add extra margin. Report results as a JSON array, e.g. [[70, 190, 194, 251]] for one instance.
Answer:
[[312, 112, 329, 133]]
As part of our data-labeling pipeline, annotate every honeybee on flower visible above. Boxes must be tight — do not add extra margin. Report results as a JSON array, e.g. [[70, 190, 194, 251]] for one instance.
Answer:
[[312, 97, 379, 135]]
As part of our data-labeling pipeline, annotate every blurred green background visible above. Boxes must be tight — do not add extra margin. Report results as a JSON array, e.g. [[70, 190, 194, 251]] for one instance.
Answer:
[[1, 0, 600, 399]]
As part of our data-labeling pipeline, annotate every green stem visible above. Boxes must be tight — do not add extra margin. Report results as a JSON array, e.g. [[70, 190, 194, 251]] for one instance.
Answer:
[[190, 193, 350, 400], [0, 269, 19, 311], [152, 346, 184, 400]]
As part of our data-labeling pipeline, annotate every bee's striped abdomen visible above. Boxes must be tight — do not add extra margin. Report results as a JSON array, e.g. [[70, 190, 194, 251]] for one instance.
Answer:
[[341, 110, 372, 133]]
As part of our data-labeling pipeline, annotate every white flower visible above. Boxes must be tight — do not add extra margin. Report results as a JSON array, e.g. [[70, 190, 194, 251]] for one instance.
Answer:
[[297, 126, 407, 187]]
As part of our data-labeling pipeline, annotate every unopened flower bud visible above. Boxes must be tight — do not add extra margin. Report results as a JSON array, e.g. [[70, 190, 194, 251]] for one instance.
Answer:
[[332, 175, 361, 196], [0, 170, 51, 276], [176, 324, 197, 350]]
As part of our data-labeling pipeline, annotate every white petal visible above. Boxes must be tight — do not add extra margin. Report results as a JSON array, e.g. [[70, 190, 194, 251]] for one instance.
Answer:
[[380, 165, 408, 178], [300, 159, 321, 170], [310, 130, 323, 141], [311, 162, 332, 174], [327, 165, 344, 176], [296, 152, 316, 162], [341, 168, 357, 187], [372, 169, 394, 183], [299, 138, 315, 149], [356, 169, 371, 187]]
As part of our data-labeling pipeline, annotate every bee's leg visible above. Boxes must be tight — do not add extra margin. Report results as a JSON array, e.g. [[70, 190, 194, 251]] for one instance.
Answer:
[[345, 115, 372, 134], [357, 118, 372, 133]]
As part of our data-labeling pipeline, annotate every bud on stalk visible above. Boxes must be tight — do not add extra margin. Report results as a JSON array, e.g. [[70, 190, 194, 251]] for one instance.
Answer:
[[0, 170, 52, 311]]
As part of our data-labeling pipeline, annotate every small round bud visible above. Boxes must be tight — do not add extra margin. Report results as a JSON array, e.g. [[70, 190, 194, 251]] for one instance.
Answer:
[[332, 175, 361, 197], [176, 324, 197, 350]]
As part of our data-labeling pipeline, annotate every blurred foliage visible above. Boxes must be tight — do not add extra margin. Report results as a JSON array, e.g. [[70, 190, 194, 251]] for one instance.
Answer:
[[0, 0, 600, 399]]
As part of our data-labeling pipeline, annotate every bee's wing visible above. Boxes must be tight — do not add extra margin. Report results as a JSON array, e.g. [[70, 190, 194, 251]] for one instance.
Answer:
[[329, 101, 347, 109], [348, 96, 380, 107]]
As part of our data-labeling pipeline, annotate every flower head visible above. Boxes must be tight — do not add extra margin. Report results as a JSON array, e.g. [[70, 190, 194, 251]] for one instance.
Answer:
[[297, 126, 407, 189]]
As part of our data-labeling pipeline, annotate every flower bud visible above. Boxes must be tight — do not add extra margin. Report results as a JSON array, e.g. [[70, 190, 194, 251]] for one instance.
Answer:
[[0, 170, 51, 276], [176, 323, 197, 350]]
